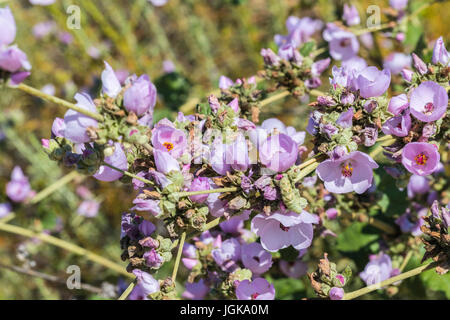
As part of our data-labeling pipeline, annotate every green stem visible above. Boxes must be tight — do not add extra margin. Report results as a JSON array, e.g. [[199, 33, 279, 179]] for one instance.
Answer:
[[118, 280, 136, 300], [171, 231, 187, 282], [102, 162, 154, 186], [11, 83, 104, 122], [175, 187, 238, 198], [343, 262, 434, 300], [30, 171, 81, 204], [400, 251, 413, 272], [0, 222, 132, 278]]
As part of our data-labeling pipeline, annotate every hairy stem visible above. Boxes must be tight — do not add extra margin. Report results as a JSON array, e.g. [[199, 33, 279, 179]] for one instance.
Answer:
[[175, 187, 239, 198], [102, 162, 154, 186], [292, 161, 320, 184], [11, 83, 104, 122], [118, 280, 136, 300], [343, 262, 434, 300], [171, 231, 187, 282], [0, 222, 132, 278]]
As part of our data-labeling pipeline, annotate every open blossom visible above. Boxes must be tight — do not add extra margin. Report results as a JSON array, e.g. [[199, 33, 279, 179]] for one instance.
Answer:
[[396, 207, 427, 236], [407, 175, 429, 198], [355, 66, 391, 98], [390, 0, 408, 10], [259, 133, 298, 173], [235, 278, 275, 300], [93, 142, 128, 181], [342, 4, 360, 26], [279, 259, 308, 278], [51, 117, 65, 138], [381, 109, 411, 137], [251, 210, 318, 252], [316, 151, 379, 194], [151, 125, 187, 159], [154, 149, 180, 174], [6, 166, 32, 203], [360, 253, 399, 286], [211, 238, 241, 271], [274, 16, 323, 48], [241, 242, 273, 275], [128, 269, 160, 300], [0, 45, 31, 73], [278, 43, 302, 64], [0, 6, 16, 46], [409, 81, 448, 122], [123, 74, 157, 116], [64, 93, 99, 143], [432, 36, 449, 65], [401, 142, 440, 176]]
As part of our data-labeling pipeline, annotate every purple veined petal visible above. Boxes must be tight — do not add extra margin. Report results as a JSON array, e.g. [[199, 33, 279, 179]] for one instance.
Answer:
[[259, 219, 290, 252], [290, 223, 314, 250], [349, 162, 374, 194], [409, 81, 448, 122], [153, 149, 180, 174]]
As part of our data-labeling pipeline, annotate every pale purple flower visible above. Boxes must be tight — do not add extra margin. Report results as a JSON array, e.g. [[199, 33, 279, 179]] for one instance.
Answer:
[[101, 61, 121, 98], [381, 110, 411, 137], [329, 287, 344, 300], [131, 198, 161, 217], [383, 53, 412, 75], [0, 45, 31, 73], [63, 92, 98, 143], [388, 94, 409, 115], [188, 177, 210, 203], [123, 74, 157, 116], [432, 36, 449, 65], [317, 151, 379, 194], [311, 58, 331, 76], [129, 270, 159, 300], [58, 32, 73, 45], [356, 66, 391, 98], [409, 81, 448, 122], [218, 75, 234, 89], [259, 118, 305, 145], [401, 142, 440, 176], [360, 253, 397, 286], [328, 30, 359, 61], [279, 259, 308, 278], [77, 200, 100, 218], [341, 56, 367, 72], [241, 242, 273, 275], [259, 133, 298, 173], [143, 249, 163, 268], [93, 143, 128, 181], [431, 201, 450, 229], [0, 203, 12, 218], [182, 279, 209, 300], [363, 99, 378, 113], [151, 125, 187, 159], [0, 6, 16, 46], [340, 92, 355, 105], [390, 0, 408, 10], [6, 166, 32, 203], [359, 32, 374, 49], [275, 16, 323, 48], [153, 149, 180, 174], [342, 4, 360, 26], [251, 211, 318, 252], [235, 278, 275, 300], [407, 175, 430, 198]]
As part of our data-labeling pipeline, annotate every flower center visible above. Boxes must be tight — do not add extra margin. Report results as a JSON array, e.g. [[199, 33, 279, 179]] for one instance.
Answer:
[[163, 142, 174, 151], [340, 39, 350, 47], [341, 163, 353, 177], [251, 293, 259, 300], [424, 102, 434, 114], [414, 152, 428, 166], [279, 223, 290, 232]]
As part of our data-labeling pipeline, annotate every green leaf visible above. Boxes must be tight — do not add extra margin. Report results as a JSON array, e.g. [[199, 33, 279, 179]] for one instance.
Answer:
[[420, 269, 450, 299], [299, 41, 315, 56], [404, 20, 423, 51], [336, 222, 379, 252]]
